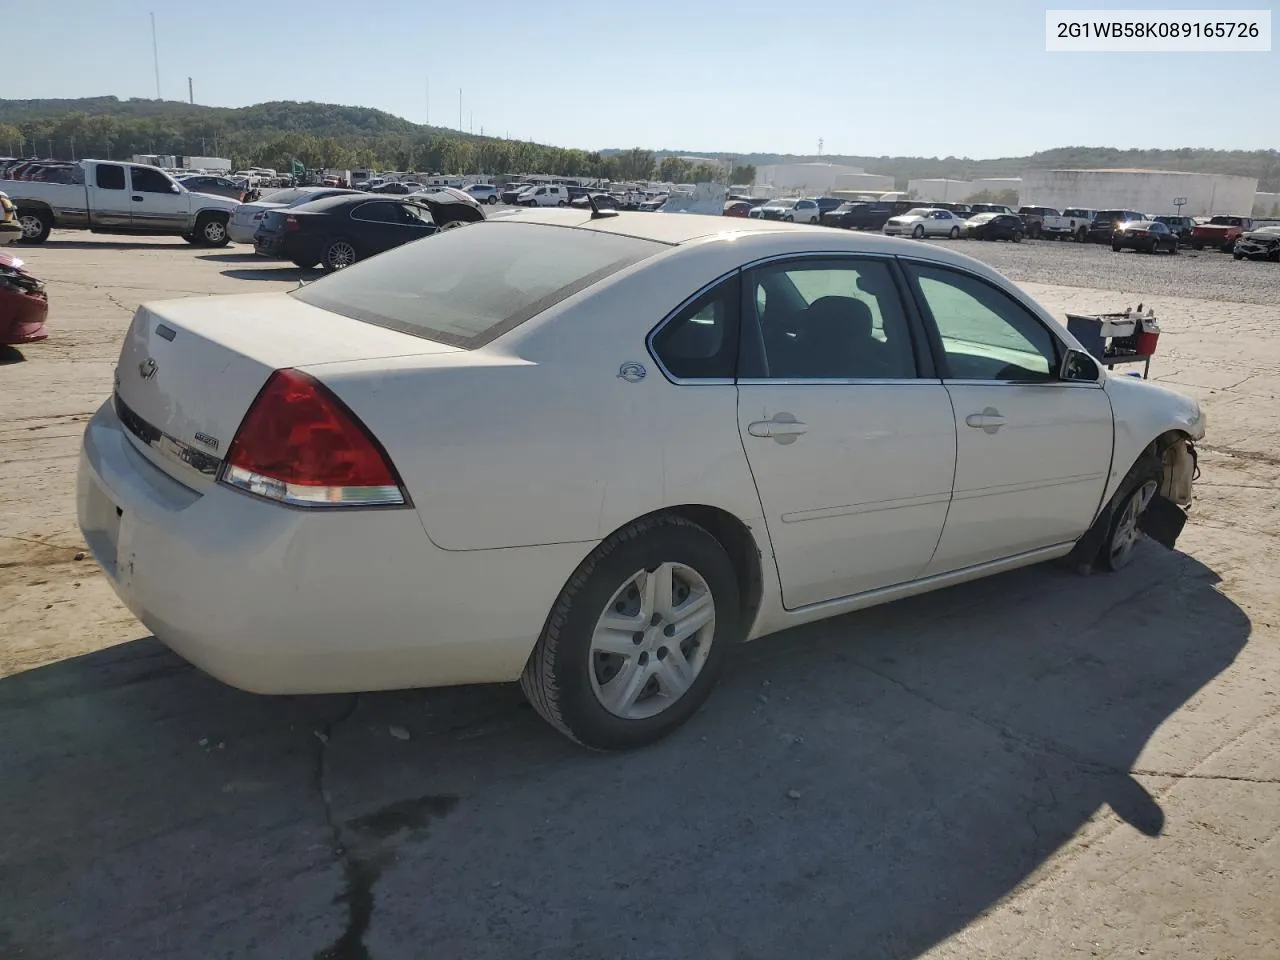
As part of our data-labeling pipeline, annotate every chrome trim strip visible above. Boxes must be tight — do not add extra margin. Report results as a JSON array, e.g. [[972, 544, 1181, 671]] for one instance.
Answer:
[[113, 391, 222, 479], [737, 377, 943, 386]]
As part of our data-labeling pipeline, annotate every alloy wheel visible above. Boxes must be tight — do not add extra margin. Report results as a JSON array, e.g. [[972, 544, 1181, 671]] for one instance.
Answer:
[[1109, 480, 1158, 569], [326, 240, 356, 269]]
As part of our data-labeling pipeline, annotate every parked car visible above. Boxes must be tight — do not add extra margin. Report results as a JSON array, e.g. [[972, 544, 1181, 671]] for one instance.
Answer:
[[931, 202, 971, 218], [1017, 206, 1057, 238], [465, 183, 501, 205], [0, 250, 47, 345], [1087, 209, 1145, 244], [963, 212, 1024, 242], [1191, 215, 1252, 252], [723, 200, 753, 217], [570, 193, 622, 211], [500, 183, 532, 204], [2, 159, 239, 246], [968, 203, 1016, 216], [519, 184, 570, 207], [1153, 215, 1195, 243], [883, 207, 965, 238], [1111, 220, 1179, 254], [807, 196, 846, 217], [1232, 225, 1280, 261], [0, 191, 20, 246], [177, 175, 249, 201], [751, 198, 820, 223], [78, 210, 1206, 749], [370, 181, 424, 195], [254, 189, 484, 271], [227, 187, 360, 244]]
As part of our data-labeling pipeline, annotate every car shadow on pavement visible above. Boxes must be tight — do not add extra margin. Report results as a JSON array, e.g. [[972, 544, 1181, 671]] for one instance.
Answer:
[[0, 345, 26, 365], [0, 546, 1249, 960], [197, 253, 264, 264], [36, 240, 194, 250], [220, 267, 316, 282]]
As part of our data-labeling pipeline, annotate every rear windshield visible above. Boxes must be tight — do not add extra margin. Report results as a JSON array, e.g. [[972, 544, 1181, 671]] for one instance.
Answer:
[[290, 221, 667, 348]]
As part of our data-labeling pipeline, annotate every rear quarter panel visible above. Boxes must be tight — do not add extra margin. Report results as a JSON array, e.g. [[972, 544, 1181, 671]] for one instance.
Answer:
[[309, 241, 772, 552]]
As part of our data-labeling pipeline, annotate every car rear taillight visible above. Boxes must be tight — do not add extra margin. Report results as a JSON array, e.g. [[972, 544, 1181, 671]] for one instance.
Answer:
[[219, 369, 406, 508], [284, 215, 300, 232]]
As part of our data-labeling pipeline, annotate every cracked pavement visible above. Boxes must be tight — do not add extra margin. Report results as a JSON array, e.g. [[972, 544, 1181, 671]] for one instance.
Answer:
[[1, 236, 1278, 959]]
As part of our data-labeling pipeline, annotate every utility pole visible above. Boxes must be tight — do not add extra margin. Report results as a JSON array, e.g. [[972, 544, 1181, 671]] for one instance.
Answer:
[[458, 89, 463, 132], [69, 136, 75, 160], [188, 77, 193, 104], [818, 137, 823, 156], [469, 111, 473, 134], [425, 77, 429, 126], [150, 13, 161, 99]]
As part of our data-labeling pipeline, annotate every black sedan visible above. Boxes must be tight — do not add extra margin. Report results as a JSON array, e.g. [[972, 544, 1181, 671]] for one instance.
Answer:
[[253, 189, 485, 271], [1111, 220, 1178, 254], [1233, 226, 1280, 262], [962, 212, 1023, 242]]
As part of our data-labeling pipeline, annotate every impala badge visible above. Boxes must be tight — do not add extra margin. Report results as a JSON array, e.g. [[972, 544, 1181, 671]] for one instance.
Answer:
[[618, 361, 647, 383], [193, 432, 219, 451], [138, 357, 158, 380]]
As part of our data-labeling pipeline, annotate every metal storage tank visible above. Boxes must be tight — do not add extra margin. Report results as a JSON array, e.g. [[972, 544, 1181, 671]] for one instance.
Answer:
[[1019, 169, 1257, 217]]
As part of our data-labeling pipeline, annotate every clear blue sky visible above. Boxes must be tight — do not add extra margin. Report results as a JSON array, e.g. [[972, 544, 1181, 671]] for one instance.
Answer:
[[4, 0, 1276, 158]]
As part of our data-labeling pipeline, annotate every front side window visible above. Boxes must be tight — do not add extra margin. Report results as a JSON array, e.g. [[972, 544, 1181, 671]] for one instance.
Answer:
[[131, 167, 174, 194], [741, 259, 918, 380], [650, 276, 740, 381], [906, 263, 1058, 382]]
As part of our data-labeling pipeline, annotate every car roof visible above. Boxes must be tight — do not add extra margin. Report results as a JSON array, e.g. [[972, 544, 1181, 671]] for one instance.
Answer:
[[292, 193, 392, 212]]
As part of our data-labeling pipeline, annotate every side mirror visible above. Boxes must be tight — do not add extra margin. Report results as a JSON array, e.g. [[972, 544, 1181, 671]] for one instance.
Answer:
[[1060, 348, 1100, 383]]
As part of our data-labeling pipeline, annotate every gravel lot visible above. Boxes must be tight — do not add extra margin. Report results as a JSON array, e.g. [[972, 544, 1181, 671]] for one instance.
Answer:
[[928, 235, 1280, 305], [1, 227, 1278, 960]]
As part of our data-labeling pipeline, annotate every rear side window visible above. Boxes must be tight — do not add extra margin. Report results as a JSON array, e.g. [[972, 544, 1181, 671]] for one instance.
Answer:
[[96, 164, 125, 190], [291, 221, 666, 348], [651, 276, 740, 381]]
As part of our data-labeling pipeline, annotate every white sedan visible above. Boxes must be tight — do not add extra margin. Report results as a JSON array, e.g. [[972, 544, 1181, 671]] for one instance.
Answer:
[[884, 207, 967, 239], [78, 212, 1204, 749], [749, 198, 821, 223]]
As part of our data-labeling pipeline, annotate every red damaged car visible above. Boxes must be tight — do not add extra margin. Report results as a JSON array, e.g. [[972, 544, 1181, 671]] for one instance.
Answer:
[[0, 251, 49, 345], [1191, 215, 1252, 252]]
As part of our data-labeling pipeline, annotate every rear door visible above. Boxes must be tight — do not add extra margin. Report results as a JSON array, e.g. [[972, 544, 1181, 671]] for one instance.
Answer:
[[128, 166, 189, 233], [901, 260, 1113, 573], [85, 163, 132, 228], [735, 256, 956, 608]]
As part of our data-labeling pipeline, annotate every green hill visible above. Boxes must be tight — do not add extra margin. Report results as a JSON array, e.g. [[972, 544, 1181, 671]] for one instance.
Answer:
[[2, 97, 1277, 191]]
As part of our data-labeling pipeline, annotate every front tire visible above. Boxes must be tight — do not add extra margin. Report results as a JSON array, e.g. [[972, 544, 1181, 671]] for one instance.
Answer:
[[912, 224, 925, 238], [520, 514, 740, 750], [486, 195, 498, 205], [1112, 243, 1122, 252], [197, 213, 230, 247]]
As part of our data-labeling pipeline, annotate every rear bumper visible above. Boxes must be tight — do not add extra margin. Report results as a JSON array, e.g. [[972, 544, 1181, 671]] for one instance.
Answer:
[[77, 400, 590, 694]]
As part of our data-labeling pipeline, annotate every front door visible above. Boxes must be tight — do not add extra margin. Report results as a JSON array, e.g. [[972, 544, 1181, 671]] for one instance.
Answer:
[[85, 163, 132, 229], [735, 256, 957, 609], [901, 261, 1114, 573], [128, 166, 189, 233]]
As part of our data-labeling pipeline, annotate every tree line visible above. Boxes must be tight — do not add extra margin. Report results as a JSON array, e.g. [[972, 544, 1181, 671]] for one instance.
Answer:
[[0, 99, 751, 183]]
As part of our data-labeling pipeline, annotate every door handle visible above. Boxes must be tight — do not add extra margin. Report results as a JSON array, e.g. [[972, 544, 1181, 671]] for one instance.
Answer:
[[748, 415, 808, 443], [965, 407, 1006, 434], [132, 195, 144, 202]]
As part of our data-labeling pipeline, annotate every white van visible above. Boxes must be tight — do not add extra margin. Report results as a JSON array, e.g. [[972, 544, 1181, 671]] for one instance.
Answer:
[[518, 184, 569, 207]]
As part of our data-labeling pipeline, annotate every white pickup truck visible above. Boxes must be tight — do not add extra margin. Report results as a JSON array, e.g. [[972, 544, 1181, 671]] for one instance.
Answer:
[[2, 159, 240, 246], [1020, 206, 1097, 242]]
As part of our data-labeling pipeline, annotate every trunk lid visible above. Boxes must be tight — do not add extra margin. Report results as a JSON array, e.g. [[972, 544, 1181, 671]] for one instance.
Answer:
[[113, 291, 458, 489]]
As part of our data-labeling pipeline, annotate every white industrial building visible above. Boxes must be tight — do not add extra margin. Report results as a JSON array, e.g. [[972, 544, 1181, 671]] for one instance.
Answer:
[[758, 162, 893, 194], [907, 179, 973, 202], [968, 177, 1021, 200], [1020, 169, 1257, 217], [1255, 191, 1280, 216]]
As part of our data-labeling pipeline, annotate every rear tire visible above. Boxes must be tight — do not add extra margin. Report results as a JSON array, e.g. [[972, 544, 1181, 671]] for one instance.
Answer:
[[1112, 243, 1122, 252], [320, 237, 358, 272], [949, 226, 960, 239], [16, 210, 52, 245], [520, 514, 740, 750], [486, 195, 498, 205]]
